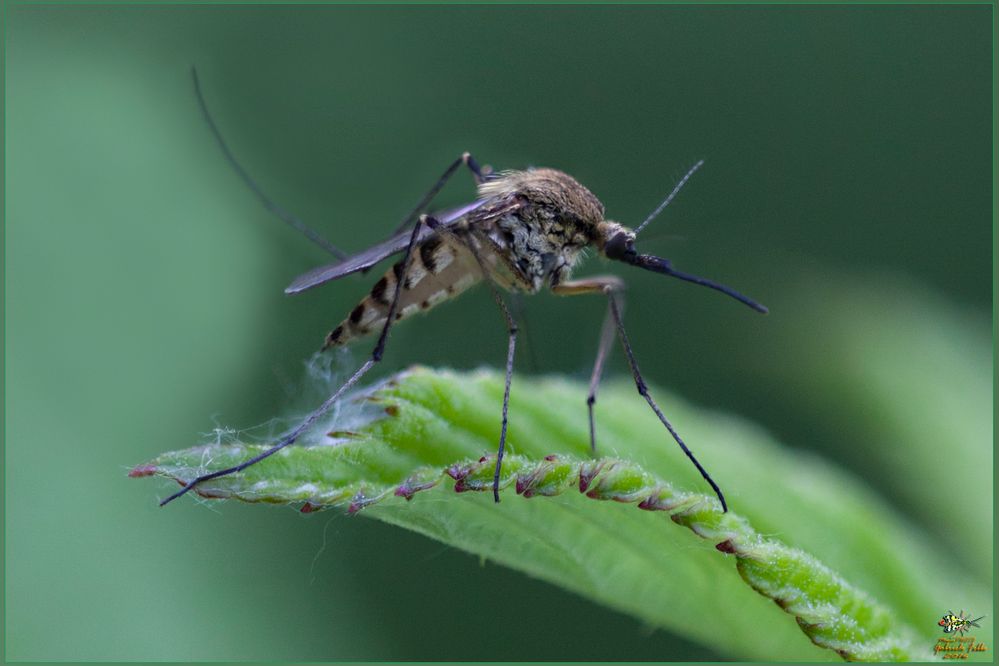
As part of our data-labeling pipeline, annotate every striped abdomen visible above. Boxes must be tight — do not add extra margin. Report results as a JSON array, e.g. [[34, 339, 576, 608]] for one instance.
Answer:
[[324, 233, 482, 348]]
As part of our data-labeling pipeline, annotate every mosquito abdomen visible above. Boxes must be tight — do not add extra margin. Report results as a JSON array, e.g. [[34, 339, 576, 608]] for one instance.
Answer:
[[324, 234, 481, 348]]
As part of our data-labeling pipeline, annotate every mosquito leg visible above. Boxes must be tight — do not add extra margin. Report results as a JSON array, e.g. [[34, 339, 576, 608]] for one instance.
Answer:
[[458, 235, 518, 503], [388, 152, 487, 237], [553, 277, 727, 511], [605, 291, 728, 512], [489, 290, 518, 503], [552, 277, 622, 455], [192, 67, 346, 259], [160, 212, 433, 507], [585, 305, 617, 454]]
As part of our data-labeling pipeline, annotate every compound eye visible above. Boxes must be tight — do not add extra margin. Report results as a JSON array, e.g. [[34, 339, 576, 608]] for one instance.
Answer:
[[605, 232, 634, 260]]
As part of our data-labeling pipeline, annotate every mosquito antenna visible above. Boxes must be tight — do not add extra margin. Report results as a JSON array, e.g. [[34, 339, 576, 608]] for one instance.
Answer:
[[634, 159, 704, 236], [191, 66, 346, 259]]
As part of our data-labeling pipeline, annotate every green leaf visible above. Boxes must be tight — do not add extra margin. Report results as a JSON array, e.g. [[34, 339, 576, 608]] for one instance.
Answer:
[[134, 367, 972, 661], [761, 271, 992, 580]]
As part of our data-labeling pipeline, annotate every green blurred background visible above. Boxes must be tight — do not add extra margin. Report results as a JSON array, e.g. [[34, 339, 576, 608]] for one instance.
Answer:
[[5, 5, 992, 660]]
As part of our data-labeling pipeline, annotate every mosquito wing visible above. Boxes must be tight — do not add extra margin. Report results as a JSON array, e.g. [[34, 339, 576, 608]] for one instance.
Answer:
[[284, 199, 490, 294], [284, 231, 424, 294]]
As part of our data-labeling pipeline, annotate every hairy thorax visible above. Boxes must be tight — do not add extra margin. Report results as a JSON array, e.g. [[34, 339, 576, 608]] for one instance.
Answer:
[[477, 168, 605, 292]]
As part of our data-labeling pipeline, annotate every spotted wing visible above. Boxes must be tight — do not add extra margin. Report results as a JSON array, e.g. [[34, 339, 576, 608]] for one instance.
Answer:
[[284, 199, 490, 294]]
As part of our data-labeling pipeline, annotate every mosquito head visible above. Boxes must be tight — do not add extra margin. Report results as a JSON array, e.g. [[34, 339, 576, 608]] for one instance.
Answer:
[[596, 221, 638, 261]]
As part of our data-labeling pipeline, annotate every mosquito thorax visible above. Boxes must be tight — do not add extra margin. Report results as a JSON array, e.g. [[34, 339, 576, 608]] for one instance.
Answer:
[[474, 168, 610, 291], [479, 168, 605, 230]]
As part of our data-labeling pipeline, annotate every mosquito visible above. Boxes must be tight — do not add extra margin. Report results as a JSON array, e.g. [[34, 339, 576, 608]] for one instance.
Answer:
[[160, 69, 768, 511]]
